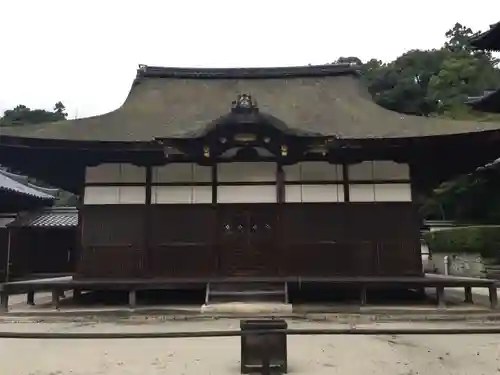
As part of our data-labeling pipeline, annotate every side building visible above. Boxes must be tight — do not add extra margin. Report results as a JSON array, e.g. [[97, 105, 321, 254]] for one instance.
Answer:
[[468, 21, 500, 113], [0, 168, 56, 281]]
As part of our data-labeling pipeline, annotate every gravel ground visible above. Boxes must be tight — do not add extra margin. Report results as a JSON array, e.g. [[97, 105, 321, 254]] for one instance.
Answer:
[[0, 319, 499, 374]]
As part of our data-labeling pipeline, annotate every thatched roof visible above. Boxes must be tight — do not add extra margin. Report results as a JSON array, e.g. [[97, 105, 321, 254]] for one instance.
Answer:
[[2, 64, 500, 142], [470, 21, 500, 51]]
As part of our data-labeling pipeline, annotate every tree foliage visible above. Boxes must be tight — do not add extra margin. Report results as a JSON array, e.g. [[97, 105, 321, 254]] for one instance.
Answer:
[[0, 102, 67, 126], [338, 22, 500, 222]]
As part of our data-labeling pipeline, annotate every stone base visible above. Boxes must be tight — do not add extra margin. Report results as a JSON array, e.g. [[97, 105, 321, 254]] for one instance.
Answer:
[[201, 302, 293, 315]]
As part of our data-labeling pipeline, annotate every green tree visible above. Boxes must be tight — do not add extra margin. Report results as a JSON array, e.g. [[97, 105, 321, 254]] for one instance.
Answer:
[[0, 102, 68, 126]]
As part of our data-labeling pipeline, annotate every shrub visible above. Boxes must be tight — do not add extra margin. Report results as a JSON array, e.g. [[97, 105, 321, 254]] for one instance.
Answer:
[[423, 226, 500, 259]]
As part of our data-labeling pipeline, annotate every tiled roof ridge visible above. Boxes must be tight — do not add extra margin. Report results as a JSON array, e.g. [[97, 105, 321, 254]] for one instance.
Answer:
[[136, 63, 361, 80]]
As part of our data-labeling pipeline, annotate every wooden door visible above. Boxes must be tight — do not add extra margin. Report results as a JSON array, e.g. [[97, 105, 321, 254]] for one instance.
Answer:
[[218, 205, 277, 277]]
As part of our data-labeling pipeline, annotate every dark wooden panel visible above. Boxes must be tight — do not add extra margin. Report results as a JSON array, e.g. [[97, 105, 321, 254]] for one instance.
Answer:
[[285, 241, 376, 276], [149, 205, 216, 277], [150, 244, 214, 277], [217, 204, 279, 277], [377, 242, 422, 276], [150, 204, 215, 244], [282, 202, 422, 277], [0, 228, 7, 281], [78, 205, 146, 279], [8, 228, 76, 279], [77, 246, 145, 278], [81, 205, 145, 247], [281, 203, 346, 243]]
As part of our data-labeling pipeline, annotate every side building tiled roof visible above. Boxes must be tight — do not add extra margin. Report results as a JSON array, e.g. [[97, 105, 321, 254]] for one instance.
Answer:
[[0, 169, 57, 200], [467, 89, 500, 114], [470, 21, 500, 51], [8, 207, 78, 228]]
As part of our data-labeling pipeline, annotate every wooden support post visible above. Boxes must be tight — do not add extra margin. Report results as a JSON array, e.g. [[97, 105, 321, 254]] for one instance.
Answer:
[[464, 286, 473, 304], [129, 290, 137, 308], [360, 286, 367, 306], [489, 286, 498, 310], [27, 291, 35, 305], [51, 290, 60, 310], [436, 286, 446, 309], [0, 291, 8, 312]]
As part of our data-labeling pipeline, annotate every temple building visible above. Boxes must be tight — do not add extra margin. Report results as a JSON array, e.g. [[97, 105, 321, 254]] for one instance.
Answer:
[[1, 64, 500, 304], [468, 21, 500, 113], [0, 168, 56, 281]]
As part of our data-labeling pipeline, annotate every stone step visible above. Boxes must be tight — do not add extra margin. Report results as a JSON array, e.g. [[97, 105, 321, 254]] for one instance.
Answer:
[[206, 282, 288, 304]]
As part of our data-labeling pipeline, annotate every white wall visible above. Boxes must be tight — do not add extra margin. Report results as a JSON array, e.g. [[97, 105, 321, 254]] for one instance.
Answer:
[[83, 161, 413, 205], [85, 163, 146, 183], [84, 164, 146, 205], [152, 163, 212, 204], [283, 162, 343, 203], [348, 161, 412, 202], [216, 162, 277, 203]]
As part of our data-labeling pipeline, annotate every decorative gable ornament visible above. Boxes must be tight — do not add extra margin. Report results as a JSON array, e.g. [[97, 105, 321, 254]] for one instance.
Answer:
[[231, 94, 259, 114]]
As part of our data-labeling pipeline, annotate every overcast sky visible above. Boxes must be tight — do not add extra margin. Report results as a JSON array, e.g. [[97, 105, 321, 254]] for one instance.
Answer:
[[1, 0, 499, 119]]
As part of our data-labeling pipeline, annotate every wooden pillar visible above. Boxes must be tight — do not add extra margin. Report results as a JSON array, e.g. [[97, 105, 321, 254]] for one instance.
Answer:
[[276, 164, 285, 204], [129, 290, 137, 308], [0, 291, 8, 312], [74, 167, 85, 276], [436, 286, 446, 309], [360, 286, 367, 306], [144, 164, 152, 275], [51, 290, 60, 310], [489, 286, 498, 309], [211, 163, 218, 205], [464, 286, 473, 304], [342, 163, 350, 202], [4, 229, 12, 282], [27, 291, 35, 305]]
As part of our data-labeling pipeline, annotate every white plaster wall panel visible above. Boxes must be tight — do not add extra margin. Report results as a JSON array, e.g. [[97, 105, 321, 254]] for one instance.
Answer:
[[373, 161, 410, 181], [283, 164, 301, 182], [349, 184, 376, 202], [217, 162, 276, 182], [85, 164, 121, 184], [374, 183, 412, 202], [120, 164, 146, 183], [348, 162, 374, 181], [84, 186, 120, 204], [302, 184, 344, 202], [284, 185, 302, 202], [193, 165, 212, 182], [151, 186, 193, 204], [153, 164, 193, 183], [192, 186, 213, 204], [301, 162, 342, 181], [118, 186, 146, 204], [217, 185, 277, 203]]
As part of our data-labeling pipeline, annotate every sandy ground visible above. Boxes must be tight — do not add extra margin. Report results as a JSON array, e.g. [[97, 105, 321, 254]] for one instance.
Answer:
[[0, 318, 499, 375]]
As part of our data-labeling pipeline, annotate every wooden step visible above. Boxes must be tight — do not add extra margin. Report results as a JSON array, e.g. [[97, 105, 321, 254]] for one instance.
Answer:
[[205, 281, 288, 304]]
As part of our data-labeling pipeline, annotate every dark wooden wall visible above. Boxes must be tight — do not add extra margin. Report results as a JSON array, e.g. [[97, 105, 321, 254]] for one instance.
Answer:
[[0, 228, 7, 281], [77, 203, 422, 279], [8, 228, 76, 279]]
